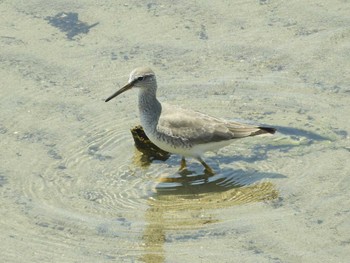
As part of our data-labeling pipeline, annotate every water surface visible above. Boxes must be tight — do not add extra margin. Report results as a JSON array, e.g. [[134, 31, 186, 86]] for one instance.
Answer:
[[1, 1, 349, 262]]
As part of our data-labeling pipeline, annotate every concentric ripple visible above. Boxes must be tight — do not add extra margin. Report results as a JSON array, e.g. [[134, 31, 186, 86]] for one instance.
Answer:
[[14, 79, 339, 232], [17, 92, 283, 226]]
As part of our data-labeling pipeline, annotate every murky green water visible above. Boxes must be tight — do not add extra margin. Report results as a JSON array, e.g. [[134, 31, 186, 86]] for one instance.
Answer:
[[1, 1, 349, 262]]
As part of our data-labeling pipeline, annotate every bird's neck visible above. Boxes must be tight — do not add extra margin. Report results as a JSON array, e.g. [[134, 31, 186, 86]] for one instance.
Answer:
[[138, 88, 161, 129]]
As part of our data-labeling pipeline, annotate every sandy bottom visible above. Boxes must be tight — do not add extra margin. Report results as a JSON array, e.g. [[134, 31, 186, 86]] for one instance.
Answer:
[[1, 0, 349, 262]]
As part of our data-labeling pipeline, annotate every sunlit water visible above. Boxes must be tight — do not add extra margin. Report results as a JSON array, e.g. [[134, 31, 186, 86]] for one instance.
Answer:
[[1, 1, 350, 262]]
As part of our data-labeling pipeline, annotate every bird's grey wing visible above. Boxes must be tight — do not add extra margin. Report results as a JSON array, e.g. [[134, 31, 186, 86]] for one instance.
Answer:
[[157, 104, 262, 144]]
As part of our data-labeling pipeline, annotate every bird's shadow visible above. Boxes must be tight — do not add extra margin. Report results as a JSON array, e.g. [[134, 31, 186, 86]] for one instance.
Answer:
[[194, 124, 332, 166]]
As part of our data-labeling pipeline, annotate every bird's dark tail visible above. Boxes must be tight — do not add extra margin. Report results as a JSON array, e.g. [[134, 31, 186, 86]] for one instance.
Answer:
[[252, 126, 276, 136]]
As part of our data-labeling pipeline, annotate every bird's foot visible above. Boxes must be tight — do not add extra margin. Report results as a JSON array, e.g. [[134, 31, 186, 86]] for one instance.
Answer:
[[178, 157, 192, 175], [204, 167, 215, 176], [197, 157, 215, 176]]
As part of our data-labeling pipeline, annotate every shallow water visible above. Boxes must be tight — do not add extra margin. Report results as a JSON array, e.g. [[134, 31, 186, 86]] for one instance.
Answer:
[[1, 1, 350, 262]]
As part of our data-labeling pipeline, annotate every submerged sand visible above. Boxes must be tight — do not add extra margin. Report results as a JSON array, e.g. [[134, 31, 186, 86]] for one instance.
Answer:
[[1, 0, 349, 262]]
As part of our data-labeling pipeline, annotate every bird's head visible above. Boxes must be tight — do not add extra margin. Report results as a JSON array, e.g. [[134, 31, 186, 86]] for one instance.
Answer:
[[105, 67, 156, 102]]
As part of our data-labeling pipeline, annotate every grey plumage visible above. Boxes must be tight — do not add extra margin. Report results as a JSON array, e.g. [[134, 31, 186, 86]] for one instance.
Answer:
[[158, 103, 275, 145], [105, 67, 276, 174]]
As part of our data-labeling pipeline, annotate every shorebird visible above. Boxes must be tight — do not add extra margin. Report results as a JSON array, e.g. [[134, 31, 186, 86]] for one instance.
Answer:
[[105, 67, 276, 174]]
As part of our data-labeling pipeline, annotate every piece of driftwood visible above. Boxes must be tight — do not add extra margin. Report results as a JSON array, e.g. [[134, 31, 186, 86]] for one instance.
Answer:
[[130, 125, 170, 161]]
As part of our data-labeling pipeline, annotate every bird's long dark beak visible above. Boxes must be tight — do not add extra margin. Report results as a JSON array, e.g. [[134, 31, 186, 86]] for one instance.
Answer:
[[105, 81, 134, 102]]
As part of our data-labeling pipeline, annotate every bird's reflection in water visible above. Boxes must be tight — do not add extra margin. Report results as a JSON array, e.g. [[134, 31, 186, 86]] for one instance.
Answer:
[[140, 169, 279, 263], [135, 149, 280, 263]]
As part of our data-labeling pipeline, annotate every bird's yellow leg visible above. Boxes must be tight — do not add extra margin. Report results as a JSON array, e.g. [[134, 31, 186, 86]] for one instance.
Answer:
[[179, 157, 187, 171], [197, 157, 215, 175]]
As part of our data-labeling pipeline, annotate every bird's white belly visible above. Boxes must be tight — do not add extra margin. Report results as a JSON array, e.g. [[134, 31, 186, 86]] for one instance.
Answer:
[[147, 132, 233, 157]]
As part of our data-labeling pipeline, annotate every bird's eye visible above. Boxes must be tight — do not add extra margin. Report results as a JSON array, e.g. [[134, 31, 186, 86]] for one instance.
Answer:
[[137, 76, 144, 81]]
